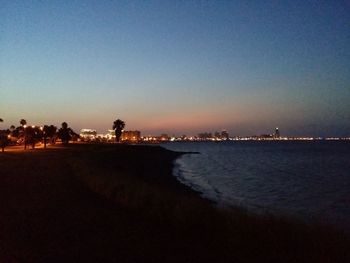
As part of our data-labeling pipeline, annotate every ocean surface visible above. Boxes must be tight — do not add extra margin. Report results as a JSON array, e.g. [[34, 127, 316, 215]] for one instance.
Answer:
[[162, 141, 350, 232]]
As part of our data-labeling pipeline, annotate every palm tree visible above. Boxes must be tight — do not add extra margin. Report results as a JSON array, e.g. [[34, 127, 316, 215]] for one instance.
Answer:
[[113, 119, 125, 143], [57, 122, 76, 145]]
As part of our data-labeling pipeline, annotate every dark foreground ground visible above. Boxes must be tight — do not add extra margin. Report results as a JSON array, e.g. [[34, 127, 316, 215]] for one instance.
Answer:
[[0, 144, 349, 263]]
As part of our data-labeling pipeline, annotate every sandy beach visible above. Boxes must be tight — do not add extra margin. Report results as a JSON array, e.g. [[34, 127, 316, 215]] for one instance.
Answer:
[[0, 143, 349, 262]]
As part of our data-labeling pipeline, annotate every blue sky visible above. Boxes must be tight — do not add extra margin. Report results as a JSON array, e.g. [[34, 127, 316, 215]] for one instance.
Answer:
[[1, 0, 349, 136]]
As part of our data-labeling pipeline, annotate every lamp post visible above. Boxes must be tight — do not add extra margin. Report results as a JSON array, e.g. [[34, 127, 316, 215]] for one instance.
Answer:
[[41, 126, 47, 148], [23, 125, 27, 150]]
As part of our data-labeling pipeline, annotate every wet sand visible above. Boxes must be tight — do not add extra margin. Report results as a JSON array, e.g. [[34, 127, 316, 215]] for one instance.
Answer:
[[0, 144, 349, 262]]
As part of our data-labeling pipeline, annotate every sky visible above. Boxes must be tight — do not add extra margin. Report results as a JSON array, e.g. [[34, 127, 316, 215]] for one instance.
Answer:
[[1, 0, 349, 136]]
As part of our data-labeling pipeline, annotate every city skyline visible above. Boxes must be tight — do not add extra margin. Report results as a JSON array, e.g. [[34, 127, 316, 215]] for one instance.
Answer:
[[1, 1, 350, 137]]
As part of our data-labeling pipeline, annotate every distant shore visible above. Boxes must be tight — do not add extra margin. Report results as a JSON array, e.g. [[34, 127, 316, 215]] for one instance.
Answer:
[[0, 143, 349, 262]]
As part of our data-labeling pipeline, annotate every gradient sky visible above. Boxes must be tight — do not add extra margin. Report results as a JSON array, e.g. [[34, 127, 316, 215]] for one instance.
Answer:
[[1, 0, 349, 136]]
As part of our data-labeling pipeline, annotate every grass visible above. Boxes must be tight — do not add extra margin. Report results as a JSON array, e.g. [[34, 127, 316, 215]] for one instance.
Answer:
[[0, 143, 349, 262]]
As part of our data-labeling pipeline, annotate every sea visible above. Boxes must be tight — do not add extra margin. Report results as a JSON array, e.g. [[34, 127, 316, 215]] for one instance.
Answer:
[[162, 141, 350, 232]]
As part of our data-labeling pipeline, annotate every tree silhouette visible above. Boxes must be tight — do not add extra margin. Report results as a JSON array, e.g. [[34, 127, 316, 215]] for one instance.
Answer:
[[0, 132, 8, 152], [24, 126, 40, 149], [113, 119, 125, 143], [57, 122, 76, 145], [0, 119, 7, 152], [42, 125, 57, 148], [20, 119, 27, 127]]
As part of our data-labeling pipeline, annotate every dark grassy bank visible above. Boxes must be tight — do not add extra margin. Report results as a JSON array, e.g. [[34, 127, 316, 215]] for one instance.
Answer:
[[0, 144, 349, 262]]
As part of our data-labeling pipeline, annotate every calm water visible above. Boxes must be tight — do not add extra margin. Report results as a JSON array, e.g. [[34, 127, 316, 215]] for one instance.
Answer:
[[162, 141, 350, 231]]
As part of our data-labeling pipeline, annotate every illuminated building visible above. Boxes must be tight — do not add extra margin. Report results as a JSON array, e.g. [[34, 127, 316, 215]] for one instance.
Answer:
[[160, 134, 170, 141], [274, 127, 280, 138], [121, 130, 141, 142], [80, 129, 97, 141], [221, 130, 229, 140]]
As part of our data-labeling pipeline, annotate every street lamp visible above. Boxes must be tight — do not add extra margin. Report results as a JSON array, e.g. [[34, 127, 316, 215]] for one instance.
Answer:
[[41, 126, 47, 148], [23, 125, 27, 150]]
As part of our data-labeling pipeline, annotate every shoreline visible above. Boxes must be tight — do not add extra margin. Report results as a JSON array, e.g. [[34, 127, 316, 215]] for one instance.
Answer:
[[162, 140, 350, 233], [0, 143, 349, 262]]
